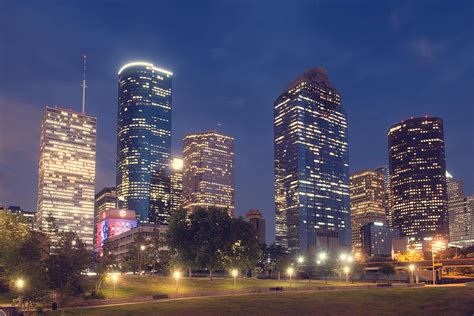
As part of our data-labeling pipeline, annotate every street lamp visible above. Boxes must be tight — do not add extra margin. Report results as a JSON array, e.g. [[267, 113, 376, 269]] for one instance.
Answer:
[[343, 266, 350, 286], [339, 253, 347, 262], [431, 240, 444, 285], [110, 273, 119, 298], [408, 264, 415, 284], [15, 278, 25, 291], [138, 245, 146, 276], [287, 267, 294, 288], [72, 240, 77, 246], [173, 271, 181, 295], [297, 256, 305, 264], [231, 269, 238, 289], [319, 252, 327, 262]]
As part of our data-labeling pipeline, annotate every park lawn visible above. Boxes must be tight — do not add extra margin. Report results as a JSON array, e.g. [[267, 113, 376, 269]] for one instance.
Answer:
[[84, 275, 370, 299], [52, 286, 474, 315]]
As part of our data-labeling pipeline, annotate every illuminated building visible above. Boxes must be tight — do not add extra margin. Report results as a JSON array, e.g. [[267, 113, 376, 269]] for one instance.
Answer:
[[274, 67, 350, 252], [350, 170, 386, 251], [388, 117, 448, 241], [361, 221, 400, 256], [96, 208, 137, 254], [374, 165, 393, 226], [116, 62, 173, 224], [182, 131, 235, 216], [0, 204, 36, 229], [447, 172, 474, 247], [170, 158, 183, 212], [94, 187, 117, 247], [104, 223, 167, 261], [36, 107, 96, 248], [246, 209, 266, 245]]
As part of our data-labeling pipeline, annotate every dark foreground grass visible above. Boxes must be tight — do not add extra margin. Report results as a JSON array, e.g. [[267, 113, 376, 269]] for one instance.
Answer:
[[53, 286, 474, 316]]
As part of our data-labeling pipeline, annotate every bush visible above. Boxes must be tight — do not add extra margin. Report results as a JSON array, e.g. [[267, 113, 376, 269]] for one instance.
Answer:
[[84, 292, 106, 300]]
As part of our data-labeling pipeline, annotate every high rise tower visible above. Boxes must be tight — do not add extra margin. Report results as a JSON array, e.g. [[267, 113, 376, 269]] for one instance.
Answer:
[[273, 67, 350, 252], [182, 131, 235, 216], [36, 107, 97, 248], [116, 62, 172, 224], [388, 117, 448, 241]]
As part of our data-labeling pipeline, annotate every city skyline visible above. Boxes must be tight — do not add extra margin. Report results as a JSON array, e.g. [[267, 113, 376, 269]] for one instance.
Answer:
[[1, 2, 473, 244]]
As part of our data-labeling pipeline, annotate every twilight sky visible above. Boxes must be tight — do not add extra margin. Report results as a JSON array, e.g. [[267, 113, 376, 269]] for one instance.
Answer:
[[1, 1, 473, 243]]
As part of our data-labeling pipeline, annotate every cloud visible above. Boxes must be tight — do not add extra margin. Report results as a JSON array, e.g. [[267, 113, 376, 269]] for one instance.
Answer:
[[413, 37, 435, 61]]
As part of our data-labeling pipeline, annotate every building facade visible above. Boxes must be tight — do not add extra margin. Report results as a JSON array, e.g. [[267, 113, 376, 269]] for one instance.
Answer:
[[374, 165, 393, 227], [182, 131, 235, 216], [96, 208, 137, 254], [0, 205, 36, 229], [388, 117, 448, 241], [350, 170, 386, 252], [94, 187, 118, 247], [246, 209, 266, 245], [36, 107, 96, 248], [447, 172, 474, 247], [116, 62, 173, 224], [273, 67, 350, 252], [361, 221, 400, 256], [170, 158, 183, 213]]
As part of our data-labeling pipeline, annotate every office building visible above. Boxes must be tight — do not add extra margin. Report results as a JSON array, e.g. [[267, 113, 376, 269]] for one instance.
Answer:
[[104, 224, 167, 261], [36, 107, 96, 248], [182, 131, 235, 216], [246, 209, 266, 245], [96, 208, 137, 254], [94, 187, 118, 247], [273, 67, 350, 252], [116, 62, 173, 224], [447, 172, 474, 247], [0, 205, 36, 229], [170, 158, 183, 212], [388, 117, 448, 241], [350, 170, 386, 251], [374, 165, 393, 226], [361, 221, 400, 256]]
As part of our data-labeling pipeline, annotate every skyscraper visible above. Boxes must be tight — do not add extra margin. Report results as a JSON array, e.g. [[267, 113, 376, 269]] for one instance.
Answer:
[[170, 158, 183, 213], [36, 107, 97, 248], [182, 131, 235, 216], [374, 165, 393, 226], [447, 172, 474, 247], [274, 67, 350, 253], [350, 170, 386, 251], [94, 187, 118, 247], [116, 62, 172, 224], [246, 209, 266, 245], [388, 117, 448, 241]]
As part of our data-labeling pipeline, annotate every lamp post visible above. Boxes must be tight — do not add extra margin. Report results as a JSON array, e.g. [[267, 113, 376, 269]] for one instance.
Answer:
[[174, 271, 181, 295], [15, 278, 25, 313], [408, 264, 415, 284], [231, 269, 238, 289], [431, 240, 444, 285], [343, 266, 350, 286], [297, 256, 304, 279], [111, 273, 119, 299], [138, 245, 146, 276], [287, 267, 294, 288]]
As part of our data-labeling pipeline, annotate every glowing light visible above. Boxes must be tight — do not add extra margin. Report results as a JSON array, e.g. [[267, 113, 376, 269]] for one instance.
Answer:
[[231, 269, 238, 278], [172, 158, 183, 170], [297, 256, 305, 264], [140, 245, 146, 251], [343, 266, 350, 274], [339, 253, 347, 261], [408, 264, 415, 272], [319, 252, 327, 261], [118, 61, 173, 76], [173, 271, 181, 279], [111, 273, 119, 282], [286, 267, 294, 276], [16, 278, 25, 290]]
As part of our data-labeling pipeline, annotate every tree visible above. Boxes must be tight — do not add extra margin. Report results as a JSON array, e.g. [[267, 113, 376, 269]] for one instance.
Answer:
[[123, 233, 148, 274], [46, 232, 90, 305], [167, 208, 196, 278], [148, 228, 172, 275], [315, 256, 335, 285], [379, 263, 397, 282], [265, 244, 290, 280], [0, 211, 31, 274], [92, 245, 117, 296]]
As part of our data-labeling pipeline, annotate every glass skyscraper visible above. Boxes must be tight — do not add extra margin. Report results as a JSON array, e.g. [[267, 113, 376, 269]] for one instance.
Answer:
[[116, 62, 172, 224], [36, 107, 97, 248], [274, 67, 351, 253], [388, 117, 448, 241]]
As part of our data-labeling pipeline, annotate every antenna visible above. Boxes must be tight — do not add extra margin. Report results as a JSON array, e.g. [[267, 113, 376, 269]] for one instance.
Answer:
[[81, 54, 87, 114]]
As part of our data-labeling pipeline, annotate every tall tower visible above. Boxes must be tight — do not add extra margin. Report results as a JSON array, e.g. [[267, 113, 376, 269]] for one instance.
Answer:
[[94, 187, 117, 247], [350, 170, 386, 251], [388, 117, 448, 241], [374, 166, 393, 226], [447, 172, 474, 247], [182, 131, 235, 216], [273, 67, 350, 253], [36, 107, 97, 248], [170, 158, 183, 212], [116, 62, 172, 224]]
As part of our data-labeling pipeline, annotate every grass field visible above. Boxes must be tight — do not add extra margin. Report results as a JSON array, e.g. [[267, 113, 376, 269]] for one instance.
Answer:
[[50, 286, 474, 315], [84, 275, 369, 299]]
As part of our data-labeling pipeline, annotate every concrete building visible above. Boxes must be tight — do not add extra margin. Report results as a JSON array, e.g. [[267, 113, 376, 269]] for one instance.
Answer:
[[96, 209, 137, 254], [36, 106, 96, 248], [0, 204, 36, 229], [94, 187, 118, 247], [182, 131, 235, 216], [350, 170, 386, 251], [361, 221, 400, 256], [246, 209, 266, 245]]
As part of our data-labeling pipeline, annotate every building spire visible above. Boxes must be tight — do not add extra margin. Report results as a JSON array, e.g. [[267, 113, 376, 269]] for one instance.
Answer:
[[81, 54, 87, 114]]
